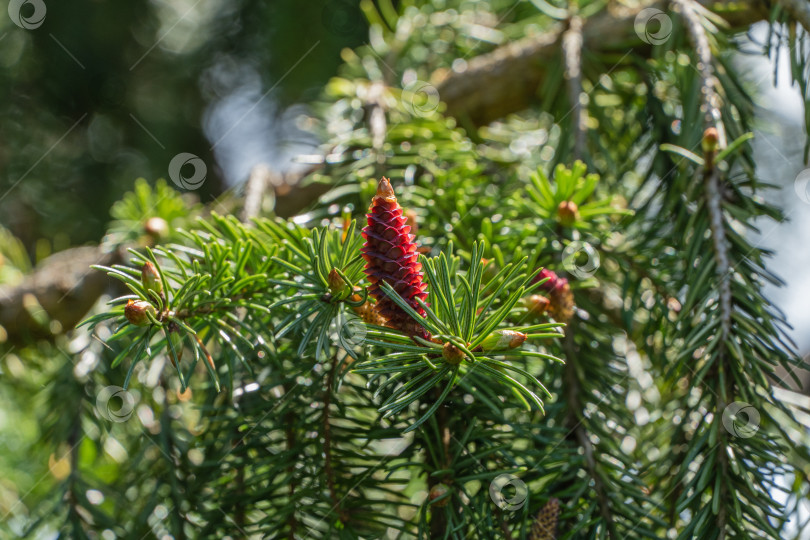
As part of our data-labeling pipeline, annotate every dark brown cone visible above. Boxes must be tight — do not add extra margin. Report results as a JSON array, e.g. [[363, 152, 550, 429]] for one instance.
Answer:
[[530, 498, 560, 540]]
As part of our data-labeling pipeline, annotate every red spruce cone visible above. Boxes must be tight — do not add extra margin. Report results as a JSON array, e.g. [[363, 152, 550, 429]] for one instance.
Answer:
[[362, 178, 429, 339]]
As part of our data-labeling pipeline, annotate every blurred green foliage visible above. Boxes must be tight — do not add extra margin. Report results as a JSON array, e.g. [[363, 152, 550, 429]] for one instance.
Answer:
[[0, 0, 367, 251]]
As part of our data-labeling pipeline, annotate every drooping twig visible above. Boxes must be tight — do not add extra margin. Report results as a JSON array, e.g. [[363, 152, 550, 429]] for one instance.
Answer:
[[673, 0, 731, 340], [562, 325, 617, 538], [322, 357, 348, 524], [673, 1, 731, 536]]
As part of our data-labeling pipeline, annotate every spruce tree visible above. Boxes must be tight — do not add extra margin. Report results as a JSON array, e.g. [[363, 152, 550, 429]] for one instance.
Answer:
[[3, 1, 810, 538]]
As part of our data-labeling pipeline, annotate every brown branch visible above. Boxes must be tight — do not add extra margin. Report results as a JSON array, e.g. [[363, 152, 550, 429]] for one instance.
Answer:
[[322, 358, 348, 524], [562, 324, 617, 538], [434, 1, 769, 126], [0, 245, 121, 345], [240, 164, 274, 223], [284, 399, 299, 539], [563, 15, 585, 159]]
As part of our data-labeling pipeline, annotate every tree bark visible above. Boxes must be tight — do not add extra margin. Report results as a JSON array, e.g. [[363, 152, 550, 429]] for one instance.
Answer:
[[434, 0, 769, 126]]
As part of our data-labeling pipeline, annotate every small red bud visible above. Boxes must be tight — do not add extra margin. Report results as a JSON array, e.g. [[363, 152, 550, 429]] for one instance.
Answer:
[[523, 294, 550, 316], [141, 261, 163, 297], [429, 483, 451, 507], [702, 127, 719, 153], [530, 268, 574, 322], [557, 200, 579, 226], [480, 330, 527, 352], [327, 268, 347, 296], [125, 299, 156, 326], [442, 342, 465, 365]]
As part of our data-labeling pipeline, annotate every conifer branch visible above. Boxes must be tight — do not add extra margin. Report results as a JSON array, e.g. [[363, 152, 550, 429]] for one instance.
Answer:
[[673, 3, 734, 535], [284, 392, 299, 539], [563, 327, 617, 537], [673, 0, 731, 340]]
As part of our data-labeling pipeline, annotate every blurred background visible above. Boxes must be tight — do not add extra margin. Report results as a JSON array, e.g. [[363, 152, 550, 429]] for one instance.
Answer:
[[0, 0, 368, 249], [0, 0, 808, 535]]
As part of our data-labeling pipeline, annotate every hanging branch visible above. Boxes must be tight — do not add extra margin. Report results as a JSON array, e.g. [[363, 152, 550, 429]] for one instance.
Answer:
[[321, 356, 346, 525], [653, 1, 805, 536], [562, 326, 617, 536], [672, 2, 735, 535], [673, 0, 731, 340]]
